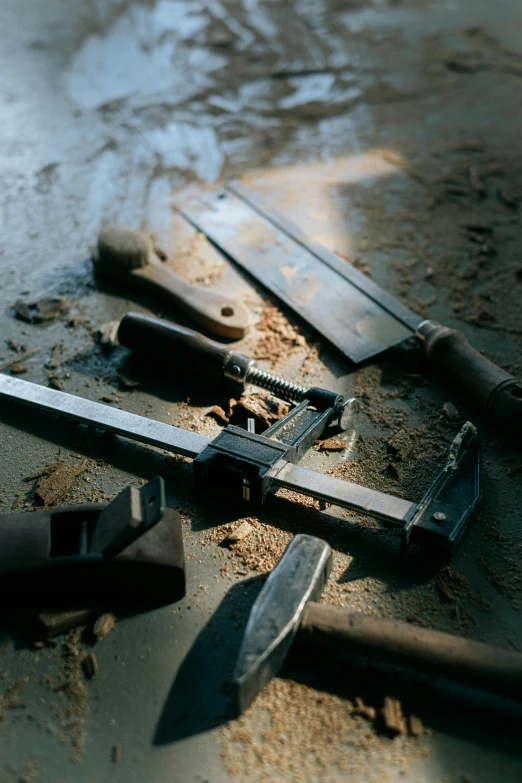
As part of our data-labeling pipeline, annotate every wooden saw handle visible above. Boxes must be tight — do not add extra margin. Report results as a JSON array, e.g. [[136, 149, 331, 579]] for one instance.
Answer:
[[417, 320, 522, 437]]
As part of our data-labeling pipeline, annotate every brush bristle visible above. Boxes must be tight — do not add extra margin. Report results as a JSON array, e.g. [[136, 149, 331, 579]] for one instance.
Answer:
[[95, 226, 151, 270]]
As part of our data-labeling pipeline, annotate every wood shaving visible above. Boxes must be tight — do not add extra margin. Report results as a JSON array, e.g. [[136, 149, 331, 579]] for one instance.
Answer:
[[318, 438, 346, 452], [0, 347, 39, 372], [222, 522, 254, 546], [81, 653, 98, 679], [93, 613, 117, 641], [207, 405, 229, 426], [35, 460, 88, 506], [382, 695, 407, 736]]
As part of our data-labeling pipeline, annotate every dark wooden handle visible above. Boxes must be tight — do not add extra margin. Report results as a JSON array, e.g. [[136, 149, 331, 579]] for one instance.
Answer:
[[418, 320, 522, 436], [118, 313, 235, 382], [301, 603, 522, 701]]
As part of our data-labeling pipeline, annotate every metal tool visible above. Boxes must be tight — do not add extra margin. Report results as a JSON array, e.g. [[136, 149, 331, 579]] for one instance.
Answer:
[[0, 371, 481, 558], [234, 535, 522, 714], [181, 183, 522, 436], [93, 225, 251, 339], [118, 312, 353, 412], [0, 477, 185, 607]]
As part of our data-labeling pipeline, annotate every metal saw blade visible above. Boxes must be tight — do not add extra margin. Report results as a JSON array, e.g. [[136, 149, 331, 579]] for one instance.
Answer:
[[181, 184, 420, 364]]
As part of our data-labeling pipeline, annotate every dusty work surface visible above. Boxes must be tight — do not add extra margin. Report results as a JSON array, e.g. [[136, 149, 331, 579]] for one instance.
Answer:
[[1, 0, 522, 781]]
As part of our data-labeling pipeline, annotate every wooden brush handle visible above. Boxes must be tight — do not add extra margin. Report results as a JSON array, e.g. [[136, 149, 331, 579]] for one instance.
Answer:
[[417, 320, 522, 437], [301, 602, 522, 701], [131, 255, 250, 339]]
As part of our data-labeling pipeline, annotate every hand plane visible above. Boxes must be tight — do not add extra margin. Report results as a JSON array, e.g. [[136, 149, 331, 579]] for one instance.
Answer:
[[0, 477, 185, 608]]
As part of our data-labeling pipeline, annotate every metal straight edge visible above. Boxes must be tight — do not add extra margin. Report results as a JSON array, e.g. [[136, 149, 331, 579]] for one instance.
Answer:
[[0, 375, 210, 459], [226, 180, 421, 333], [273, 462, 416, 526]]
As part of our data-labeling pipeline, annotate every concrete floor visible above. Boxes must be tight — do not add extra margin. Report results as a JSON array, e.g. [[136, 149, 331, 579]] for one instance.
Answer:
[[0, 0, 521, 781]]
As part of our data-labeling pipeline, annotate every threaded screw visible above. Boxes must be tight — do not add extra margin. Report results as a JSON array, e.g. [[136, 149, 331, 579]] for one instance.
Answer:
[[245, 366, 308, 403]]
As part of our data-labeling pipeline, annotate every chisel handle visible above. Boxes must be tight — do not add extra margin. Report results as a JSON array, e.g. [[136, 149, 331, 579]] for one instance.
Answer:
[[118, 312, 249, 383], [300, 602, 522, 701], [417, 320, 522, 437]]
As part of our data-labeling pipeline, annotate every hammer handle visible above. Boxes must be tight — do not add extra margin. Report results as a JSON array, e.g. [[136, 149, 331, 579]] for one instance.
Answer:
[[300, 603, 522, 701]]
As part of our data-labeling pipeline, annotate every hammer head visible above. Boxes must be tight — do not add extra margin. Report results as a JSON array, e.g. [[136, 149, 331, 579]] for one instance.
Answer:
[[233, 534, 332, 714]]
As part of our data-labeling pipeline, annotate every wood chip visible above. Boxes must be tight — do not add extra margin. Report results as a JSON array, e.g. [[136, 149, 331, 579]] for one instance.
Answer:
[[117, 373, 141, 390], [381, 696, 407, 736], [96, 320, 120, 348], [112, 744, 121, 764], [93, 613, 116, 641], [207, 405, 229, 426], [37, 609, 95, 638], [36, 461, 88, 506], [24, 461, 63, 481], [436, 582, 457, 604], [443, 401, 459, 420], [47, 377, 64, 390], [82, 653, 98, 679], [408, 715, 424, 737], [9, 364, 27, 374], [0, 347, 39, 372], [100, 395, 115, 403], [318, 438, 346, 452], [14, 296, 69, 324], [48, 343, 62, 369], [12, 493, 25, 510], [222, 522, 253, 546], [352, 697, 376, 721], [7, 338, 20, 352]]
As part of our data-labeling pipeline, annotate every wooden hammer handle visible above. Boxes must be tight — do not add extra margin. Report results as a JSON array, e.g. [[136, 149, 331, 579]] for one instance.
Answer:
[[417, 321, 522, 437], [300, 603, 522, 701]]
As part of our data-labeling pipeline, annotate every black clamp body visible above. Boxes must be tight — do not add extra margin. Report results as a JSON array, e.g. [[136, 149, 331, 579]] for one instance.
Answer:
[[194, 389, 346, 504], [403, 423, 482, 558]]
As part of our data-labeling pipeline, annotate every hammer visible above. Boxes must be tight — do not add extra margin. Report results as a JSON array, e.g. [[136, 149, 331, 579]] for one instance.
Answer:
[[233, 535, 522, 714]]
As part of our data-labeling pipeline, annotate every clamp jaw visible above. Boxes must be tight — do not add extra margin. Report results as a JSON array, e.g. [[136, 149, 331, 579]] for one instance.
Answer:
[[194, 389, 355, 505]]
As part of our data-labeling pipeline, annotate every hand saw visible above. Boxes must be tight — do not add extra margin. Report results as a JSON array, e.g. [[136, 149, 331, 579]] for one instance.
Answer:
[[180, 183, 522, 438]]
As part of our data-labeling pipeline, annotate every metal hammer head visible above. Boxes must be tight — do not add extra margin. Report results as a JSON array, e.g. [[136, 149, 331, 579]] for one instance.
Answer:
[[233, 534, 332, 714]]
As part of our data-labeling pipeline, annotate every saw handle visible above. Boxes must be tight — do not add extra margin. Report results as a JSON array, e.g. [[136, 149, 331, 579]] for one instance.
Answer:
[[417, 320, 522, 436], [118, 312, 235, 382], [301, 603, 522, 701]]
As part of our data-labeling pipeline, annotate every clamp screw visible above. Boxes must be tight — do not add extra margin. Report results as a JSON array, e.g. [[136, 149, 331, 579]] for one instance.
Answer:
[[433, 511, 447, 522]]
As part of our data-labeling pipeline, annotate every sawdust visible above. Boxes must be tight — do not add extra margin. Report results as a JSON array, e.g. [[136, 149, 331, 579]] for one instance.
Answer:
[[0, 676, 29, 722], [253, 302, 309, 367], [221, 678, 430, 782], [41, 628, 89, 762]]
